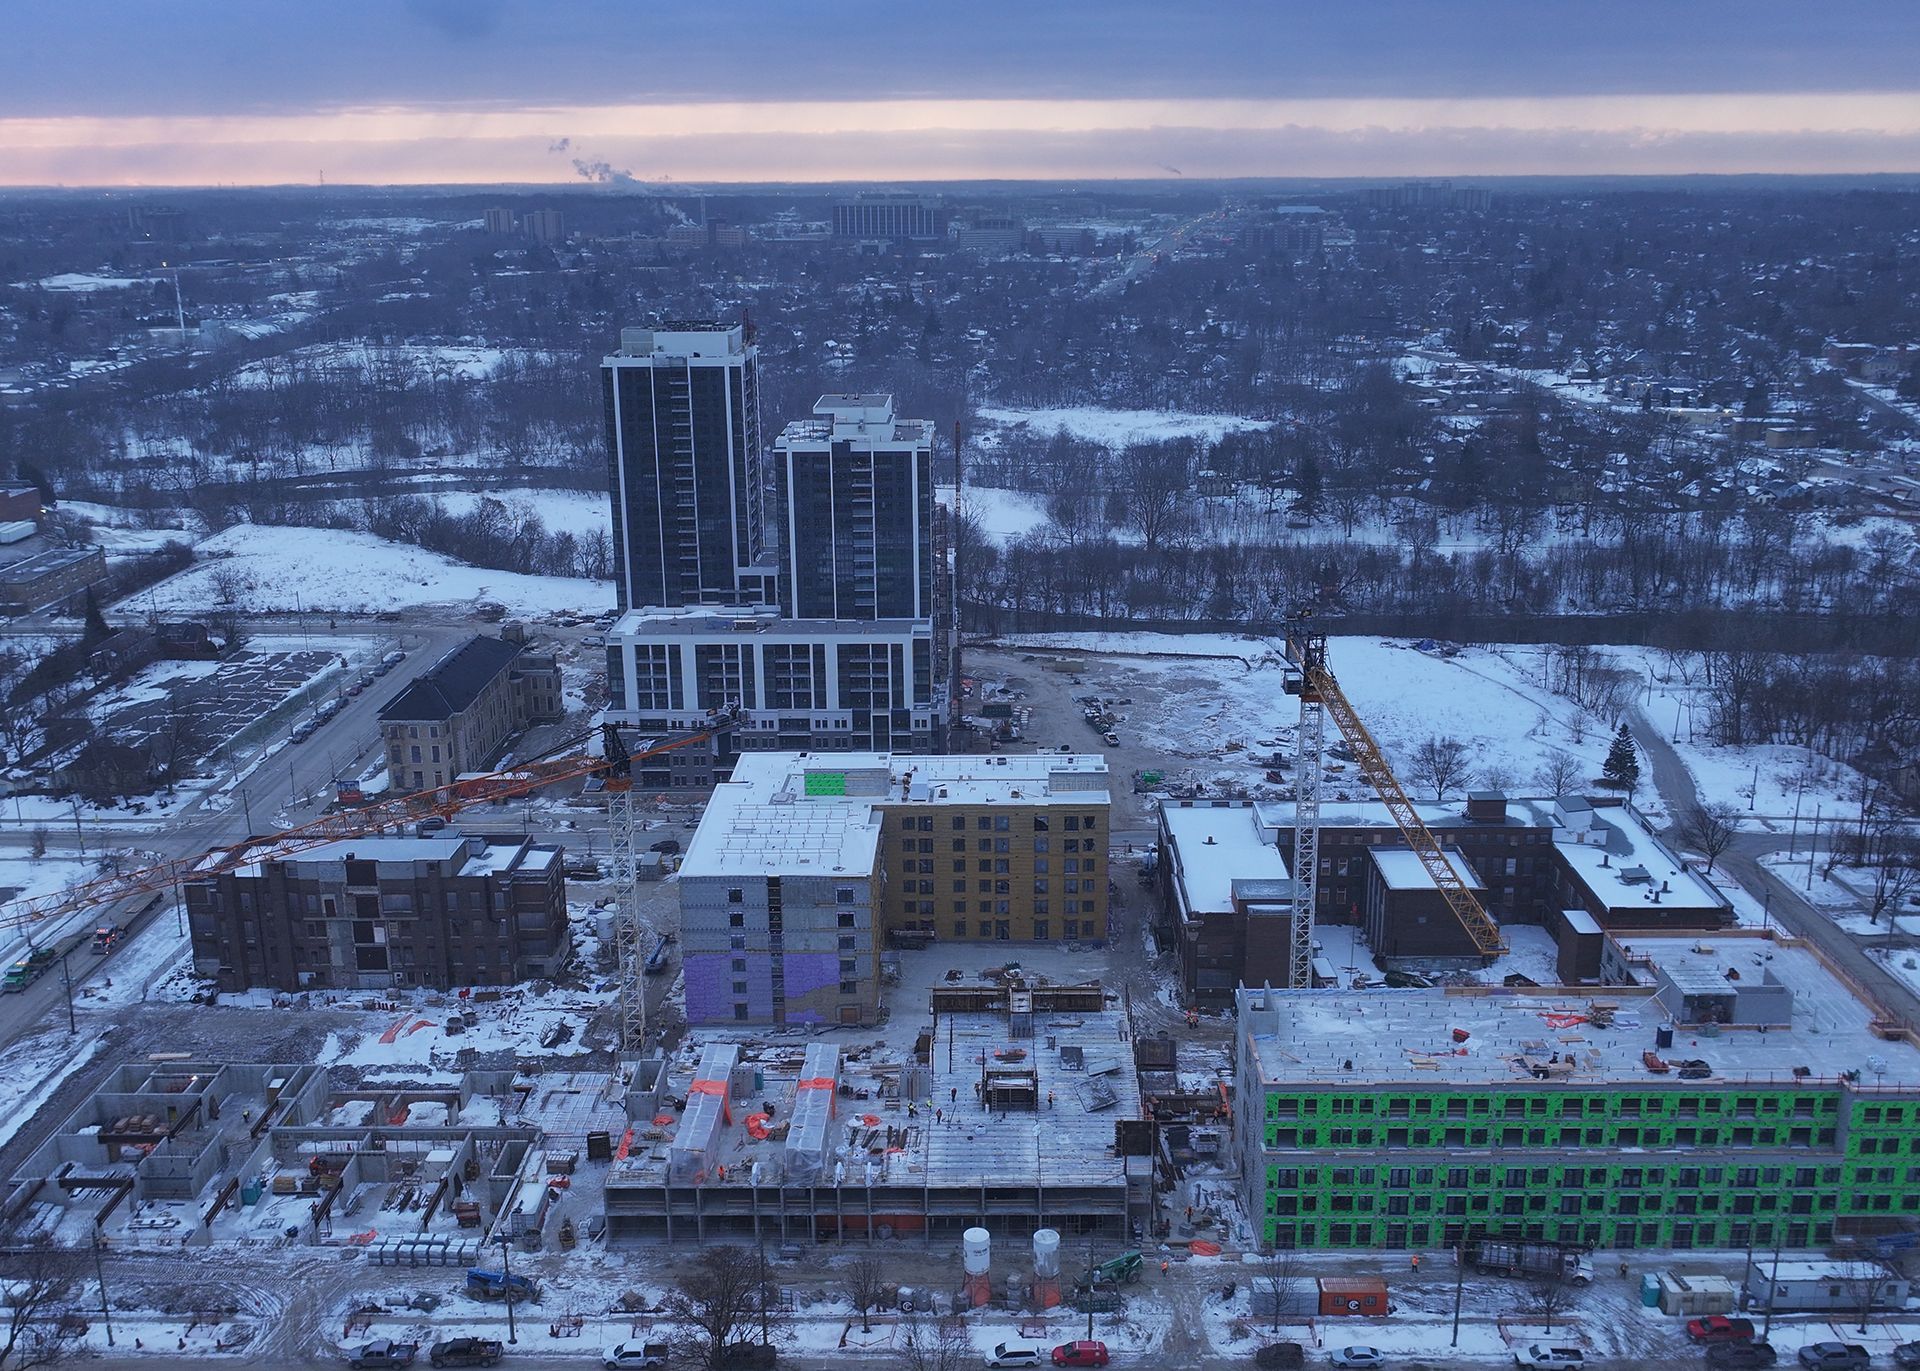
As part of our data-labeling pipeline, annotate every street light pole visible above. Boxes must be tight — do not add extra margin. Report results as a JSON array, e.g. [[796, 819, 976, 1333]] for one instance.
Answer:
[[498, 1235, 517, 1344], [59, 948, 76, 1035], [1451, 1243, 1465, 1347], [92, 1240, 114, 1346]]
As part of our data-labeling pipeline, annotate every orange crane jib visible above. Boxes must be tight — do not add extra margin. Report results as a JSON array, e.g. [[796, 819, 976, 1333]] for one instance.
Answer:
[[1301, 663, 1506, 958], [0, 716, 734, 936]]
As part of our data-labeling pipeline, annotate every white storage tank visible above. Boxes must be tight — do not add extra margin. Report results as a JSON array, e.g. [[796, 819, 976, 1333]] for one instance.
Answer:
[[1033, 1228, 1060, 1277], [963, 1227, 991, 1276]]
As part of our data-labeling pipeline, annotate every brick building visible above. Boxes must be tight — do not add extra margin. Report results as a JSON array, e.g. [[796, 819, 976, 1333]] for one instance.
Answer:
[[0, 546, 107, 616], [1159, 794, 1731, 1004], [678, 751, 1111, 1025], [379, 632, 562, 793], [186, 834, 567, 992]]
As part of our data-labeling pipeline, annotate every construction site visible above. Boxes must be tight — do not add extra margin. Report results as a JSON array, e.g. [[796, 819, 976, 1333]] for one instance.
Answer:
[[602, 977, 1149, 1244]]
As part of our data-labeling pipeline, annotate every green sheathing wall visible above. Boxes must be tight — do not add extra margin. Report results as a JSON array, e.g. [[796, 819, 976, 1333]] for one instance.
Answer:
[[1841, 1097, 1920, 1223], [1252, 1085, 1920, 1252]]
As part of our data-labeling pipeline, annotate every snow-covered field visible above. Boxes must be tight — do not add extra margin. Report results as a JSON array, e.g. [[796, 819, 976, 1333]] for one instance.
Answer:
[[941, 483, 1049, 544], [134, 523, 613, 616], [225, 341, 533, 388], [973, 404, 1274, 449], [440, 487, 611, 537], [1606, 646, 1875, 820], [1000, 633, 1627, 806]]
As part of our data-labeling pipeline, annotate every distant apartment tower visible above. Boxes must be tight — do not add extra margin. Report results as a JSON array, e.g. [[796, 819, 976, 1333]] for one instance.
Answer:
[[601, 323, 775, 611], [774, 395, 935, 622], [832, 193, 945, 242], [483, 207, 516, 234], [186, 835, 568, 992], [523, 208, 565, 244]]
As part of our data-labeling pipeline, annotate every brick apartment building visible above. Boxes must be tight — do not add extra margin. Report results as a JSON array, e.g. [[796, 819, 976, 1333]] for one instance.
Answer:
[[0, 546, 107, 616], [1160, 793, 1732, 1004], [378, 631, 562, 793], [186, 834, 567, 993]]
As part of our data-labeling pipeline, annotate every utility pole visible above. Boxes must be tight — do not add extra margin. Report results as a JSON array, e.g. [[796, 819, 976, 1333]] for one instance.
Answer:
[[92, 1240, 114, 1346], [1762, 1228, 1784, 1339], [59, 947, 76, 1035], [70, 797, 86, 855], [1807, 806, 1822, 893], [1451, 1242, 1465, 1346], [497, 1235, 517, 1344], [1085, 1229, 1095, 1341]]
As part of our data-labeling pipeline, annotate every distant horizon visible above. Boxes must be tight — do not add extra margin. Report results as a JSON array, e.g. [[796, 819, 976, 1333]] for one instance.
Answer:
[[4, 4, 1916, 186], [7, 170, 1920, 197]]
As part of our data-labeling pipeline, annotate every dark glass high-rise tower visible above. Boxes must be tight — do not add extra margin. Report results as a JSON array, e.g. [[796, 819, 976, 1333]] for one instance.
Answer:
[[601, 323, 774, 610]]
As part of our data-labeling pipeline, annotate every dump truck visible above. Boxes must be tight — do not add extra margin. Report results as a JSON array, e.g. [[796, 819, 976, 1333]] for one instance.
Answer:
[[1469, 1240, 1594, 1285], [2, 947, 58, 992]]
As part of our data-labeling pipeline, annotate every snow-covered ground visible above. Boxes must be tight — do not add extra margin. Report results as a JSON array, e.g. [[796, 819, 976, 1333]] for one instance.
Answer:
[[133, 523, 613, 616], [973, 404, 1274, 449], [941, 483, 1050, 545], [225, 341, 534, 388], [440, 487, 611, 537], [1608, 645, 1876, 820], [999, 633, 1629, 809]]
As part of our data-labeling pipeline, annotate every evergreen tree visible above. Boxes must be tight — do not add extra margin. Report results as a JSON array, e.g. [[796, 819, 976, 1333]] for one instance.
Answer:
[[1602, 724, 1641, 794]]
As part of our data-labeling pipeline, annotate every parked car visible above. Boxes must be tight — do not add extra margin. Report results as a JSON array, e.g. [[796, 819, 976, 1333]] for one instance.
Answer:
[[985, 1346, 1045, 1369], [291, 720, 316, 742], [1689, 1317, 1757, 1344], [348, 1342, 420, 1370], [1331, 1350, 1387, 1369], [649, 839, 681, 855], [429, 1340, 504, 1368], [1052, 1343, 1111, 1368], [1513, 1349, 1585, 1371], [1895, 1343, 1920, 1370], [1709, 1344, 1779, 1369], [600, 1343, 667, 1369], [1797, 1346, 1870, 1370]]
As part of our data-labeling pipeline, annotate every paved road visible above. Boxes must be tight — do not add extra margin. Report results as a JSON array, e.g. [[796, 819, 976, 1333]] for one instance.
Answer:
[[1629, 709, 1920, 1027], [0, 623, 468, 1055]]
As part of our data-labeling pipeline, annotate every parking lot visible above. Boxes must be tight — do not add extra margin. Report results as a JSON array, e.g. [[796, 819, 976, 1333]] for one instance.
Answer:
[[101, 647, 348, 767]]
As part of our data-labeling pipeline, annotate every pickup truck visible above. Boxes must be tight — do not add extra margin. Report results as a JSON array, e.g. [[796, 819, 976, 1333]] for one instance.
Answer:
[[347, 1341, 420, 1370], [1797, 1346, 1870, 1371], [429, 1339, 504, 1368], [1513, 1348, 1585, 1371]]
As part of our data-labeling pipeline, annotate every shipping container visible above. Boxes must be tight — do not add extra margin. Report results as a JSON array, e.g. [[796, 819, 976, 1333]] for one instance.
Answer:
[[1317, 1276, 1389, 1317]]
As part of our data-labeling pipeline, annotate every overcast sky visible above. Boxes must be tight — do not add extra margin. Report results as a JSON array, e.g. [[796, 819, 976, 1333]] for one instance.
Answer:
[[2, 1, 1917, 185]]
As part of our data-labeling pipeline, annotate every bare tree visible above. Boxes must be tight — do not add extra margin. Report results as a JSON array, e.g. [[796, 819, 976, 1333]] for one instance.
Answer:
[[1533, 752, 1583, 798], [1254, 1246, 1304, 1332], [1833, 1253, 1899, 1334], [1863, 826, 1920, 929], [844, 1255, 885, 1335], [1527, 1271, 1574, 1334], [1410, 735, 1472, 801], [1116, 441, 1192, 552], [898, 1310, 974, 1371], [1677, 802, 1741, 875], [664, 1246, 779, 1370], [0, 1243, 83, 1370], [28, 827, 48, 860]]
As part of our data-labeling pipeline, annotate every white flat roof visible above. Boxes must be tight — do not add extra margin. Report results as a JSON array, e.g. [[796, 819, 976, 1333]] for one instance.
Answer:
[[724, 750, 1111, 807], [1555, 815, 1727, 913], [679, 782, 881, 879], [1162, 805, 1291, 915], [1239, 932, 1920, 1089], [1369, 847, 1484, 891]]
